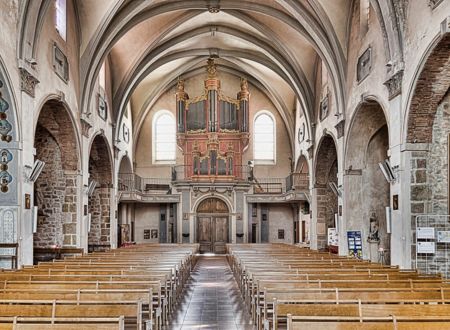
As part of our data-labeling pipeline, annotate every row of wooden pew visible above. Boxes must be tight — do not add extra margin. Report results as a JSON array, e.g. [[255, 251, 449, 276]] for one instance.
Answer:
[[0, 243, 199, 329], [227, 243, 450, 330]]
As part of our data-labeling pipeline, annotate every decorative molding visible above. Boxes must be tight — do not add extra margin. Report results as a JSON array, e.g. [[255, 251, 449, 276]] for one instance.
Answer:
[[80, 118, 92, 138], [246, 192, 306, 203], [207, 0, 220, 13], [335, 120, 345, 139], [384, 69, 404, 100], [19, 68, 39, 97]]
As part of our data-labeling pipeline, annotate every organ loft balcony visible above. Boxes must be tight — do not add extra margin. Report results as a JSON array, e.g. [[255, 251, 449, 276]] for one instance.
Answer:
[[118, 170, 310, 202]]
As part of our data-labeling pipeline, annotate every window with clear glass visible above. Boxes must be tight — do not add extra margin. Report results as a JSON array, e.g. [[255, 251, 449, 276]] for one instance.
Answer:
[[254, 112, 275, 162], [153, 111, 176, 162], [55, 0, 67, 41]]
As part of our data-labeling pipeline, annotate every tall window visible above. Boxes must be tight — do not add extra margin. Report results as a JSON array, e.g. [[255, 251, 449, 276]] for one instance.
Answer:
[[153, 111, 176, 163], [254, 111, 275, 163], [55, 0, 67, 41], [99, 62, 106, 90]]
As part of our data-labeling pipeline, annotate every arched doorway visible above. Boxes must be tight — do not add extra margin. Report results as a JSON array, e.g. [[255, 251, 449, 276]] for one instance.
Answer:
[[88, 135, 113, 252], [314, 135, 338, 250], [346, 101, 390, 263], [33, 100, 80, 260], [196, 198, 229, 254]]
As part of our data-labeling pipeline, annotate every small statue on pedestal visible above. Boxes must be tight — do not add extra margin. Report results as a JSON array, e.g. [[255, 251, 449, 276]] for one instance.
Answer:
[[368, 212, 380, 242]]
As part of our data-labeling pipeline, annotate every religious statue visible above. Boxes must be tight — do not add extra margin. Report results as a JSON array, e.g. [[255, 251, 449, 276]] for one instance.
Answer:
[[368, 212, 380, 242]]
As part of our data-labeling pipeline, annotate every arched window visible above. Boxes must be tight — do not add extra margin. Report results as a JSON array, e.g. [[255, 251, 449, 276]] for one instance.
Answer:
[[55, 0, 67, 41], [253, 111, 275, 163], [153, 111, 176, 163]]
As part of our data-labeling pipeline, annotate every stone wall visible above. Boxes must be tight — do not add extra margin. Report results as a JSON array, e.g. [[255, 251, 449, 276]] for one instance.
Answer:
[[88, 187, 110, 246], [34, 126, 65, 248], [411, 92, 450, 274]]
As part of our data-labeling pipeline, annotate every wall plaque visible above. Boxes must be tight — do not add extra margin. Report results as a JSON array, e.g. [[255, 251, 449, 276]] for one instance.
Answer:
[[98, 94, 107, 121], [357, 47, 372, 82], [53, 43, 69, 82]]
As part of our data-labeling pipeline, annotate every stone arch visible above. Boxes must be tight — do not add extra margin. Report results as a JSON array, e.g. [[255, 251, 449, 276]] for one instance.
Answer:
[[88, 134, 113, 251], [295, 154, 310, 191], [345, 101, 390, 262], [406, 34, 450, 144], [118, 154, 133, 175], [33, 99, 80, 256], [314, 135, 338, 249]]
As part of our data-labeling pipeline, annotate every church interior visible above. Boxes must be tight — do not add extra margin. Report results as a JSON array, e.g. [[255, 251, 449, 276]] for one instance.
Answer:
[[1, 0, 450, 328]]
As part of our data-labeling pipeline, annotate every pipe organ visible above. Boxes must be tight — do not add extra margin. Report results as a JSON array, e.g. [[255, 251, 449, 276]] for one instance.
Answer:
[[176, 58, 250, 181]]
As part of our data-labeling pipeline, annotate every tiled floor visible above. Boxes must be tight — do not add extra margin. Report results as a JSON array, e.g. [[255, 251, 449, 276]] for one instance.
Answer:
[[166, 256, 255, 330]]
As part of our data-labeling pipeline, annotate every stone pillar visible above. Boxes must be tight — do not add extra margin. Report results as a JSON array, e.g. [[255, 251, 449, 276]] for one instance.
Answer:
[[62, 170, 78, 247], [310, 187, 319, 250], [180, 188, 190, 243], [235, 189, 245, 243]]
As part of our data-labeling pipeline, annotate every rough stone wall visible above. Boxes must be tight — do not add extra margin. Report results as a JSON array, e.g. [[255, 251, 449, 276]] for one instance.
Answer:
[[88, 187, 110, 245], [412, 93, 450, 274], [88, 136, 112, 247], [407, 35, 450, 143], [62, 174, 77, 246], [34, 126, 64, 248], [428, 93, 450, 214]]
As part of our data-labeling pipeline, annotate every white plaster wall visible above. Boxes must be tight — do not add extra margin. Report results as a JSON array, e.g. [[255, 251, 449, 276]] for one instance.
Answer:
[[134, 204, 160, 244], [268, 204, 294, 244]]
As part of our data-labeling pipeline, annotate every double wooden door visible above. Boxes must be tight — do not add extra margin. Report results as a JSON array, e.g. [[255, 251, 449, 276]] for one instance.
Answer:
[[198, 216, 228, 254]]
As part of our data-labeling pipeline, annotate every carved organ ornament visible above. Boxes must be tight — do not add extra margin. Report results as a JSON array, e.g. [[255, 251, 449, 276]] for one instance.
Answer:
[[176, 59, 250, 181]]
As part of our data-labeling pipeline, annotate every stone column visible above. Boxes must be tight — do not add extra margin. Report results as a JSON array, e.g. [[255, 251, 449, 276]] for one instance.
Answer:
[[19, 66, 39, 266], [310, 187, 319, 250]]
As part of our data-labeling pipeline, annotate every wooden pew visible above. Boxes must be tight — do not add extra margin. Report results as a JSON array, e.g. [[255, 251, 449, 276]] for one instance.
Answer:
[[0, 300, 143, 328], [0, 316, 125, 329], [0, 243, 199, 329], [286, 315, 450, 330]]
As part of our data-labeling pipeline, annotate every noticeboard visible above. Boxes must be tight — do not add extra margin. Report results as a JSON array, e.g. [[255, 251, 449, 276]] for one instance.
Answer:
[[347, 231, 362, 259]]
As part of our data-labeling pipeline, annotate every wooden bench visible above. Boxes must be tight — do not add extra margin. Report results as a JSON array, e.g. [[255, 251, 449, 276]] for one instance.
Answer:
[[0, 243, 199, 329], [286, 315, 450, 330], [0, 316, 124, 329]]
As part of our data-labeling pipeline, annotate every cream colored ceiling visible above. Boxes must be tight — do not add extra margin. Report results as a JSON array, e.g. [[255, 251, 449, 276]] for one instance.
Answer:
[[76, 0, 353, 145]]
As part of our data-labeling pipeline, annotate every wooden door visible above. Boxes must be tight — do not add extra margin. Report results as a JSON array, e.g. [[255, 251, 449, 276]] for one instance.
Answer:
[[213, 217, 228, 254], [301, 221, 306, 242], [198, 217, 212, 253]]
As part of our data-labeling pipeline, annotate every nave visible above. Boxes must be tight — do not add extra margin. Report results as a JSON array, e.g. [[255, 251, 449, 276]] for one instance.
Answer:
[[167, 256, 253, 330], [2, 243, 450, 329]]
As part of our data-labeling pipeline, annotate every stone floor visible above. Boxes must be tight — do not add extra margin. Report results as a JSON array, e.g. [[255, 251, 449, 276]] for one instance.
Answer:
[[166, 256, 255, 330]]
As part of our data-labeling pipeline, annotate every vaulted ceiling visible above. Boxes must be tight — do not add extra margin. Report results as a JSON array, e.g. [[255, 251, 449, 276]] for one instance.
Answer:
[[72, 1, 353, 145]]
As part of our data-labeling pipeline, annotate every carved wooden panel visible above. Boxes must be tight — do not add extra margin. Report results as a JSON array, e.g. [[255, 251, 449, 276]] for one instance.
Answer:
[[197, 198, 228, 213]]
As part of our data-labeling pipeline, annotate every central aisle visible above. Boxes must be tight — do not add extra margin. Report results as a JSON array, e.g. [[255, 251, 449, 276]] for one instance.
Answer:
[[168, 256, 254, 330]]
